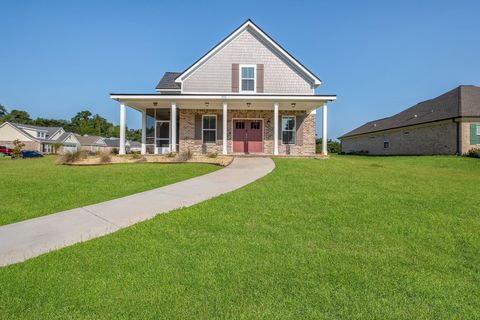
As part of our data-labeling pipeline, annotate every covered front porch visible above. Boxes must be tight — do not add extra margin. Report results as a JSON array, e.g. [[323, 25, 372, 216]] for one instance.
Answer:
[[110, 94, 335, 156]]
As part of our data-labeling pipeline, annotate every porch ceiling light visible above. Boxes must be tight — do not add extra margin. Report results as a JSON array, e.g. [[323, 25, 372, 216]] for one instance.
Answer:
[[153, 102, 158, 107], [291, 103, 296, 109], [205, 102, 209, 108], [246, 102, 251, 108]]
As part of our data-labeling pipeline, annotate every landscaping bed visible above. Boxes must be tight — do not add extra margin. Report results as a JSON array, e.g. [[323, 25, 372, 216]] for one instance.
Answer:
[[69, 154, 234, 166]]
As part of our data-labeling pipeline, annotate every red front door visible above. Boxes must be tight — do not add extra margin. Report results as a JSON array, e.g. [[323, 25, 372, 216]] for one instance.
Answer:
[[233, 119, 263, 153]]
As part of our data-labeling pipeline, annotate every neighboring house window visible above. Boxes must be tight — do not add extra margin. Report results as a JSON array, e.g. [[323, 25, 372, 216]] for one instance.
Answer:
[[37, 131, 45, 138], [42, 144, 52, 153], [91, 146, 99, 152], [384, 137, 390, 149], [477, 124, 480, 136], [240, 65, 255, 92], [202, 115, 217, 144], [281, 116, 296, 145]]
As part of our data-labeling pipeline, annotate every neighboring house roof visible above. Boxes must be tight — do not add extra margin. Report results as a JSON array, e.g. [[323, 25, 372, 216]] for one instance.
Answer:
[[3, 122, 76, 144], [155, 72, 182, 91], [75, 134, 107, 146], [340, 85, 480, 139], [172, 19, 322, 89], [103, 137, 134, 148]]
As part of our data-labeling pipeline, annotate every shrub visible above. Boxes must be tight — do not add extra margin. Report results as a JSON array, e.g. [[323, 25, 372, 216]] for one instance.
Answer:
[[52, 142, 62, 154], [56, 150, 88, 165], [207, 151, 218, 158], [166, 152, 176, 158], [136, 156, 147, 163], [12, 139, 25, 159], [111, 148, 119, 155], [466, 148, 480, 158], [316, 138, 341, 154], [99, 152, 111, 163], [130, 153, 142, 160], [178, 148, 193, 162]]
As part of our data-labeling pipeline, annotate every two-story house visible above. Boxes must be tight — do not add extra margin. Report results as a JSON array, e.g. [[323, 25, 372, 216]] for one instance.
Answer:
[[111, 20, 336, 156]]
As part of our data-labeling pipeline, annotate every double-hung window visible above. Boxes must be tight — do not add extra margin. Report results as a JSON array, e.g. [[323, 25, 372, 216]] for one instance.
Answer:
[[240, 65, 255, 92], [281, 116, 296, 144], [477, 124, 480, 136], [202, 115, 217, 144]]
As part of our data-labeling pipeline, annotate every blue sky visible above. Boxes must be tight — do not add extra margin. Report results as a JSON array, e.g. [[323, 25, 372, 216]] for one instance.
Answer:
[[1, 0, 479, 138]]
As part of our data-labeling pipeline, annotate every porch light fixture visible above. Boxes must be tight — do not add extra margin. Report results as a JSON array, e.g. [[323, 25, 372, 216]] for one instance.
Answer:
[[205, 102, 209, 108], [291, 103, 296, 109], [246, 102, 251, 108], [153, 102, 158, 107]]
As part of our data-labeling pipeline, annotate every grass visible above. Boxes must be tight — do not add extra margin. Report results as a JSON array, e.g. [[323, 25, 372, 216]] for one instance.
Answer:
[[0, 155, 479, 319], [0, 156, 218, 225]]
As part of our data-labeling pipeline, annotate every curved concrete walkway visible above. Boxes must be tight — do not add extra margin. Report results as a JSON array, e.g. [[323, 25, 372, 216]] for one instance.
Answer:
[[0, 157, 275, 267]]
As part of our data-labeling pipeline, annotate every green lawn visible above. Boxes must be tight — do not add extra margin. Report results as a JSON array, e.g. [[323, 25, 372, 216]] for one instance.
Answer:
[[0, 156, 218, 226], [0, 156, 479, 319]]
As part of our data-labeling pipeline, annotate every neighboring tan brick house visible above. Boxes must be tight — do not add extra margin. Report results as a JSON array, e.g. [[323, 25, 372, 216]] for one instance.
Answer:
[[339, 85, 480, 155], [110, 19, 336, 156]]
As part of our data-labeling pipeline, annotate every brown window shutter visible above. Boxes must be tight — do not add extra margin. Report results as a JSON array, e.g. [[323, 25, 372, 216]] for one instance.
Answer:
[[232, 64, 239, 92], [296, 115, 305, 146], [217, 114, 223, 145], [195, 113, 202, 144], [256, 64, 264, 93]]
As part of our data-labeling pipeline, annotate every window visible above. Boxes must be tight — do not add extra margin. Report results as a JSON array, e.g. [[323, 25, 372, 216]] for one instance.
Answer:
[[251, 121, 260, 130], [37, 131, 46, 138], [281, 116, 296, 144], [240, 65, 255, 92], [42, 144, 52, 153], [477, 124, 480, 136], [384, 137, 390, 149], [235, 121, 245, 129], [202, 115, 217, 144]]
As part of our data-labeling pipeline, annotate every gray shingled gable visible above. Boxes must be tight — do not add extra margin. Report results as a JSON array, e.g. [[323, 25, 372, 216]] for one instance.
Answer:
[[340, 85, 480, 139], [155, 72, 182, 90]]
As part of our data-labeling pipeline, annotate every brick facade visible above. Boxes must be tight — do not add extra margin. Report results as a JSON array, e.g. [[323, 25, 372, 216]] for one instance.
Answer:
[[179, 109, 316, 156], [0, 140, 40, 151], [341, 120, 458, 155]]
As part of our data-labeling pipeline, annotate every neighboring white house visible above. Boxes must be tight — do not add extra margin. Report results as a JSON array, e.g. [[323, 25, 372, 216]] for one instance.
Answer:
[[110, 19, 336, 156]]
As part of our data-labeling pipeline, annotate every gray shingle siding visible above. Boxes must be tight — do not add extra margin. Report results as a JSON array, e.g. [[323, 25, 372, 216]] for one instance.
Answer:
[[182, 29, 314, 94]]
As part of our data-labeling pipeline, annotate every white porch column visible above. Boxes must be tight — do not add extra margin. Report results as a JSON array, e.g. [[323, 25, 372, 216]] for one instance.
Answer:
[[141, 109, 146, 155], [223, 101, 228, 154], [171, 101, 177, 152], [322, 103, 328, 155], [119, 103, 126, 155], [273, 102, 279, 155]]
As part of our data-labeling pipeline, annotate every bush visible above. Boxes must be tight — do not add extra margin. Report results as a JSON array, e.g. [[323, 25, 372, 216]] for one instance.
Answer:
[[56, 150, 88, 164], [111, 148, 119, 155], [466, 148, 480, 158], [99, 152, 111, 163], [166, 152, 176, 158], [316, 138, 341, 154], [178, 149, 193, 162], [12, 139, 25, 159], [207, 151, 218, 158], [130, 153, 142, 160]]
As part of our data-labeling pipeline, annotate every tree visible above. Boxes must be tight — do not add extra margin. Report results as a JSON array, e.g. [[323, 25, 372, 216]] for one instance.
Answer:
[[12, 139, 25, 158], [316, 138, 341, 154], [0, 104, 7, 118], [3, 109, 32, 124], [71, 110, 93, 135], [52, 142, 63, 154]]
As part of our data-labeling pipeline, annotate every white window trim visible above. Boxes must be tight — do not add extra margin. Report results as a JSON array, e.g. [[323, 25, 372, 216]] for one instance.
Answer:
[[383, 136, 390, 149], [476, 123, 480, 136], [202, 114, 217, 144], [281, 116, 296, 145], [239, 64, 256, 93]]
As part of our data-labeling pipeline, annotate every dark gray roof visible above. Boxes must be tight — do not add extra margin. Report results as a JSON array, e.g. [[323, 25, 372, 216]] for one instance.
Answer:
[[8, 122, 67, 143], [155, 72, 182, 90], [340, 85, 480, 139], [103, 138, 139, 148]]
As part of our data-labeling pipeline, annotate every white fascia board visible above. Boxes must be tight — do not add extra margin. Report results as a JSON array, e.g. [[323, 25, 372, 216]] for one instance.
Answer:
[[110, 94, 336, 102], [175, 21, 321, 86]]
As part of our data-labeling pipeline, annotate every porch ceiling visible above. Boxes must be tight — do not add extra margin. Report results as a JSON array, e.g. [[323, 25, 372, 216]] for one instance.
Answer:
[[110, 94, 336, 112]]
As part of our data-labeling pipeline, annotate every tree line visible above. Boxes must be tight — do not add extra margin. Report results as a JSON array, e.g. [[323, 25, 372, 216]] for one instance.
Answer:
[[0, 104, 141, 141]]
